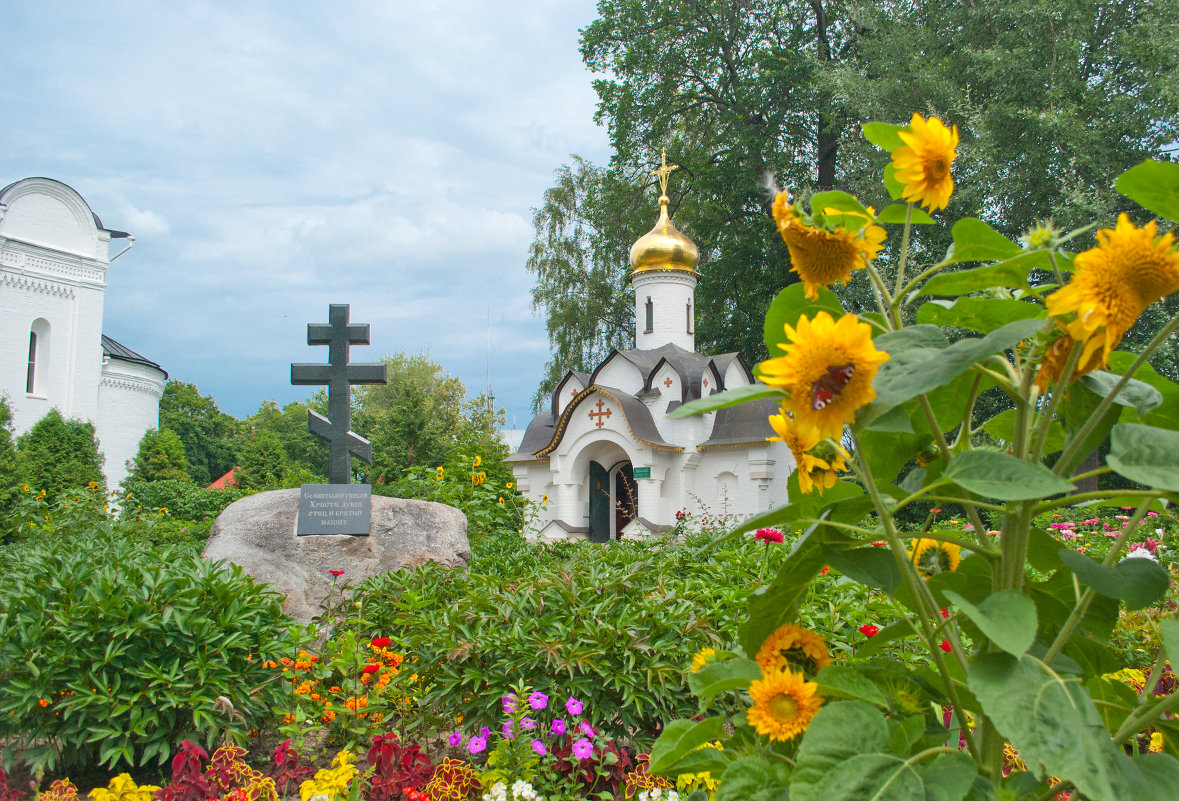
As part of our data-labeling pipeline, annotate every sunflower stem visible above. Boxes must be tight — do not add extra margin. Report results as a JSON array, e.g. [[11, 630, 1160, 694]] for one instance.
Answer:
[[893, 203, 915, 310], [1030, 339, 1082, 462], [850, 430, 980, 761], [1054, 312, 1179, 476]]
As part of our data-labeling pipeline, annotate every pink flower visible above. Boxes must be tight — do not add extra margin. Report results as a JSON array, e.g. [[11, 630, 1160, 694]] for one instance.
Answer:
[[448, 731, 463, 747], [468, 736, 487, 754], [755, 528, 784, 544], [502, 693, 517, 713], [566, 697, 583, 716], [1148, 511, 1160, 518], [1145, 538, 1162, 552], [521, 717, 536, 730], [328, 569, 345, 576], [572, 739, 593, 759], [858, 624, 879, 637], [528, 691, 549, 710], [579, 722, 595, 737], [480, 726, 491, 738], [531, 740, 547, 756], [502, 722, 514, 740], [551, 719, 567, 736]]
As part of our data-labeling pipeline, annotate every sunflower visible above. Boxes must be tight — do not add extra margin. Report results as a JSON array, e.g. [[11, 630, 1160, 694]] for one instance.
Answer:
[[890, 113, 958, 212], [1032, 327, 1078, 391], [910, 538, 961, 577], [759, 311, 890, 442], [768, 411, 850, 495], [690, 647, 718, 674], [772, 192, 887, 300], [754, 622, 832, 676], [1046, 214, 1179, 376], [746, 668, 823, 742]]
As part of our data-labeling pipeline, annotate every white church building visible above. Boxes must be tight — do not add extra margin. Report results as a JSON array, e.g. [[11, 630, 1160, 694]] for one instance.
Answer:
[[0, 177, 167, 489], [507, 164, 793, 541]]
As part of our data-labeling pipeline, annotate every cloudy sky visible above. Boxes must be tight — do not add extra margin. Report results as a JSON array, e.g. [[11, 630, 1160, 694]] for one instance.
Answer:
[[2, 1, 613, 429]]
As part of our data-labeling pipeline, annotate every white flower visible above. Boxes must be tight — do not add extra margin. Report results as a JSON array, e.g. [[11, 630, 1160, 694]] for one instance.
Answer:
[[1122, 547, 1158, 563]]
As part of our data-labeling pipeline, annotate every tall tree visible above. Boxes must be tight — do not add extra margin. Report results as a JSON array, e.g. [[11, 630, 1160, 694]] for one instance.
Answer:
[[0, 398, 19, 525], [124, 428, 190, 485], [159, 381, 241, 487], [527, 0, 1179, 401], [15, 409, 105, 502], [243, 398, 329, 480]]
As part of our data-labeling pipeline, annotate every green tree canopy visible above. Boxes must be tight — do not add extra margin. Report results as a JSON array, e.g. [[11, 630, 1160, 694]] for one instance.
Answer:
[[241, 398, 329, 480], [234, 429, 289, 492], [0, 398, 19, 526], [124, 428, 190, 485], [15, 409, 104, 503], [527, 0, 1179, 403], [353, 352, 505, 485], [159, 381, 241, 487]]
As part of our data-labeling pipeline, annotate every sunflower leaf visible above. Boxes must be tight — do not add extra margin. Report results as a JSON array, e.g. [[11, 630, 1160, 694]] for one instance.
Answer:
[[688, 657, 762, 709], [942, 590, 1036, 657], [916, 297, 1044, 334], [883, 163, 906, 200], [665, 384, 786, 419], [943, 450, 1074, 501], [944, 219, 1022, 264], [1079, 372, 1163, 417], [810, 190, 869, 217], [649, 716, 725, 775], [762, 283, 845, 356], [1115, 159, 1179, 223], [814, 665, 889, 707], [1058, 548, 1169, 611], [861, 121, 907, 152], [1108, 352, 1179, 431], [875, 204, 936, 224], [1106, 423, 1179, 491]]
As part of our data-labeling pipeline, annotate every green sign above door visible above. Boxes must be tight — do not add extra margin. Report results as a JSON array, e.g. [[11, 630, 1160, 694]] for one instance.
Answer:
[[633, 467, 651, 479]]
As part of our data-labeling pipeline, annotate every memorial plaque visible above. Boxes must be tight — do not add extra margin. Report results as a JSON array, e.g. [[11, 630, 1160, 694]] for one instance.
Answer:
[[633, 466, 651, 479], [297, 484, 373, 536]]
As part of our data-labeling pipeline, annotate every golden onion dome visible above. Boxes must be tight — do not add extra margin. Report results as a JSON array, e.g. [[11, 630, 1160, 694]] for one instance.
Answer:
[[629, 193, 699, 274]]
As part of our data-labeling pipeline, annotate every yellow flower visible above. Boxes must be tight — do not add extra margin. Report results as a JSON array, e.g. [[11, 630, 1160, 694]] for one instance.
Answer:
[[772, 192, 886, 300], [759, 311, 890, 442], [473, 455, 482, 467], [910, 538, 961, 577], [541, 493, 549, 503], [754, 623, 831, 676], [768, 412, 849, 495], [1151, 731, 1164, 753], [498, 497, 504, 505], [1046, 214, 1179, 378], [471, 472, 485, 486], [506, 482, 513, 490], [890, 113, 959, 211], [88, 774, 160, 801], [689, 647, 717, 674], [747, 668, 823, 742]]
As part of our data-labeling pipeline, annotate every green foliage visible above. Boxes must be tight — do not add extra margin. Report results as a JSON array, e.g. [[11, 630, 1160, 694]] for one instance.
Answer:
[[0, 398, 18, 535], [125, 428, 190, 485], [15, 409, 104, 503], [159, 381, 241, 487], [0, 518, 294, 774], [241, 398, 329, 479], [382, 451, 523, 541], [234, 430, 291, 491], [120, 479, 245, 523], [354, 353, 506, 486]]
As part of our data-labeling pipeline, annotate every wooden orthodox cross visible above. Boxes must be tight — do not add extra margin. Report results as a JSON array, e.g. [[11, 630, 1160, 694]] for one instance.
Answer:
[[290, 304, 387, 484]]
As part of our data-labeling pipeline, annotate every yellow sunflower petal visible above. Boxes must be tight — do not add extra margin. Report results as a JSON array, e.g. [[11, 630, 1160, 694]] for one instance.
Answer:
[[890, 113, 958, 212], [910, 537, 962, 577], [747, 668, 823, 742], [754, 622, 832, 676]]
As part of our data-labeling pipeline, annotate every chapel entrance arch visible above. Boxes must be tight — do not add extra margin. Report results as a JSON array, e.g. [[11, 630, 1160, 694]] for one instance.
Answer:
[[611, 462, 637, 538], [579, 439, 634, 544]]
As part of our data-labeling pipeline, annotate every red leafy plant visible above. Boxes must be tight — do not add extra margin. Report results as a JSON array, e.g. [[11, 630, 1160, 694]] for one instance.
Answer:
[[366, 734, 433, 801], [264, 740, 316, 796]]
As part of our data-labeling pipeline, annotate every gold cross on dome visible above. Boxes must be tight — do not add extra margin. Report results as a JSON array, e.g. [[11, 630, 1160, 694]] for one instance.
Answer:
[[654, 148, 678, 195]]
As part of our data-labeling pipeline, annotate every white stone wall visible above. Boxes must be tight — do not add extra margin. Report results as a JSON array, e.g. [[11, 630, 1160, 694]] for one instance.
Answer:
[[0, 179, 110, 437], [632, 270, 698, 351], [97, 358, 167, 489]]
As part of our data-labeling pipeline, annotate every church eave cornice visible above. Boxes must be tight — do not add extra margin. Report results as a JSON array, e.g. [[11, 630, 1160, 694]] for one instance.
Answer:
[[533, 386, 683, 458]]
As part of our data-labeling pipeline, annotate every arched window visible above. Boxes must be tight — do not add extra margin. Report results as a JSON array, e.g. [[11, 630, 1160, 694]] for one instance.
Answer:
[[27, 318, 50, 396], [645, 297, 653, 333], [686, 302, 693, 334]]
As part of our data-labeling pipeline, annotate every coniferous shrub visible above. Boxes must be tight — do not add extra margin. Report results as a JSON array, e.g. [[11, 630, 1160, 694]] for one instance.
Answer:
[[14, 409, 104, 503]]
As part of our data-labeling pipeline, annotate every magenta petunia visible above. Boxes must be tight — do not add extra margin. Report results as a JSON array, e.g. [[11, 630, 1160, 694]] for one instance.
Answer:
[[531, 740, 547, 756], [480, 726, 491, 739], [579, 722, 595, 737], [551, 719, 566, 736], [521, 717, 536, 730], [502, 722, 514, 740], [502, 693, 517, 714], [528, 691, 549, 710], [447, 731, 463, 747], [572, 739, 593, 759], [566, 696, 583, 716], [468, 736, 487, 754]]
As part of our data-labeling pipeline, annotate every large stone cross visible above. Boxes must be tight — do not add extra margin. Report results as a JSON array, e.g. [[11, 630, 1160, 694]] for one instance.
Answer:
[[290, 304, 387, 484]]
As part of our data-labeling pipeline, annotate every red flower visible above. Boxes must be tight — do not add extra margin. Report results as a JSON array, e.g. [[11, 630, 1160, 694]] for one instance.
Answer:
[[820, 566, 830, 575], [371, 637, 392, 648], [362, 664, 380, 675], [755, 528, 784, 543], [870, 540, 886, 547], [328, 569, 345, 577], [858, 624, 879, 637], [939, 640, 952, 653]]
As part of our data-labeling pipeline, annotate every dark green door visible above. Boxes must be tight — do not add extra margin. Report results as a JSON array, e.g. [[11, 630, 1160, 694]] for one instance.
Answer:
[[588, 460, 610, 543]]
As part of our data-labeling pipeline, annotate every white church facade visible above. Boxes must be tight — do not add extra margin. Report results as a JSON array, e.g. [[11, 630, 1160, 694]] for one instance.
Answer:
[[0, 177, 167, 489], [507, 163, 793, 541]]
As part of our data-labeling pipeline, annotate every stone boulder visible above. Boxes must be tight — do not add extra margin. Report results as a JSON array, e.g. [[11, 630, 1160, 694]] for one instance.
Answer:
[[202, 488, 469, 622]]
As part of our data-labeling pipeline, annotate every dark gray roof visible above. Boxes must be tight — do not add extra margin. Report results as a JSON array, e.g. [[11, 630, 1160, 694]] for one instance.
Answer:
[[591, 343, 744, 404], [504, 410, 555, 462], [101, 334, 167, 378], [550, 370, 593, 420], [699, 397, 779, 449], [534, 385, 681, 458]]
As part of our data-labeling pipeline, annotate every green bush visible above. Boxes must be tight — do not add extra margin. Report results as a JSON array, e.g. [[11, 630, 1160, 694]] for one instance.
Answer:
[[15, 409, 105, 503], [0, 523, 295, 774], [120, 480, 245, 522], [124, 428, 190, 484], [353, 528, 895, 744]]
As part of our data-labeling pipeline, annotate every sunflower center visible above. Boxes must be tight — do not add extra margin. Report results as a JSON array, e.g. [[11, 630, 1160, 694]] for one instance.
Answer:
[[919, 547, 952, 574], [926, 156, 949, 181], [769, 693, 800, 721]]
